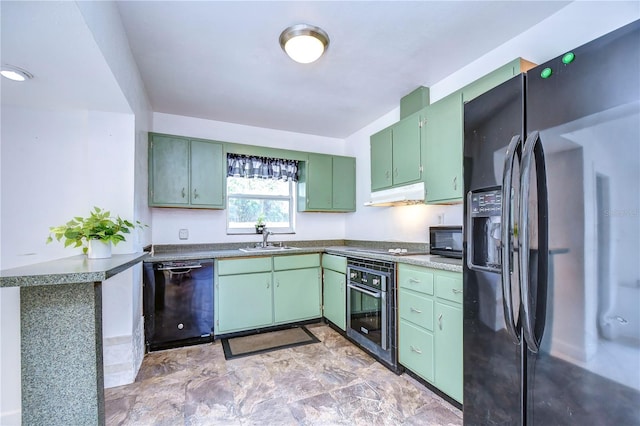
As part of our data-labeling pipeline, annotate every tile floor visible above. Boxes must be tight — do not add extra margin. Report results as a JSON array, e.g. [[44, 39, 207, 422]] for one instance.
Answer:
[[105, 324, 463, 425]]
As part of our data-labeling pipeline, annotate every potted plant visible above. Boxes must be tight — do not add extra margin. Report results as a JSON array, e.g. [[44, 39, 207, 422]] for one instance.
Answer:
[[255, 214, 266, 234], [47, 207, 146, 259]]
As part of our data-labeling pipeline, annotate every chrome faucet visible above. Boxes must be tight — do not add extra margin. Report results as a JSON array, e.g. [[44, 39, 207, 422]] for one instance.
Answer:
[[262, 229, 273, 247]]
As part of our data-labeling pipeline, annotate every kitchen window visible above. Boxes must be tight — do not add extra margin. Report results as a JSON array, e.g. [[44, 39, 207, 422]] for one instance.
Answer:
[[226, 154, 298, 234]]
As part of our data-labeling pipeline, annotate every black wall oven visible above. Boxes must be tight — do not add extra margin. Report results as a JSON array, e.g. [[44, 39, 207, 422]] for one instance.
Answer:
[[346, 256, 400, 373]]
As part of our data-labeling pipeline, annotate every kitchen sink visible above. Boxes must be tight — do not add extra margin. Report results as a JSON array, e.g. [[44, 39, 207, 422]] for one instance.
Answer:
[[238, 246, 300, 252]]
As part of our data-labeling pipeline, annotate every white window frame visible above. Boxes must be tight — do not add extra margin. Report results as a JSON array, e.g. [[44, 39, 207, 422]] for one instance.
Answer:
[[226, 179, 296, 235]]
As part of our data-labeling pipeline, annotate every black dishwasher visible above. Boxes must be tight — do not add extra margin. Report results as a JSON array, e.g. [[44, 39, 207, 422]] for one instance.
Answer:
[[143, 259, 214, 351]]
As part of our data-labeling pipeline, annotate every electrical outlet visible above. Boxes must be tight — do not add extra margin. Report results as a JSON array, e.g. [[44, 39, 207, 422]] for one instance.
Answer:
[[437, 213, 445, 225], [179, 229, 189, 240]]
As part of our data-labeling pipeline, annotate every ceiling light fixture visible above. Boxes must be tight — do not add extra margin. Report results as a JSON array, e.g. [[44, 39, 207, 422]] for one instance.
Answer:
[[279, 24, 329, 64], [1, 64, 34, 82]]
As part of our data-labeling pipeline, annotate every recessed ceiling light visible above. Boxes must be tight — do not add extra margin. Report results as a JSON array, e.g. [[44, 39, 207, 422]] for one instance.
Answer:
[[279, 24, 329, 64], [1, 64, 34, 82]]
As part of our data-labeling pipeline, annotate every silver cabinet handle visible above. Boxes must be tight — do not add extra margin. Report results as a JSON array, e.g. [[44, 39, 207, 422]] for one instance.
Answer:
[[410, 345, 422, 354], [409, 277, 421, 283], [452, 288, 462, 294], [193, 188, 199, 199], [394, 167, 399, 177], [453, 176, 457, 190], [438, 313, 443, 330], [276, 280, 280, 288], [181, 187, 186, 198], [410, 307, 422, 314], [267, 281, 270, 289]]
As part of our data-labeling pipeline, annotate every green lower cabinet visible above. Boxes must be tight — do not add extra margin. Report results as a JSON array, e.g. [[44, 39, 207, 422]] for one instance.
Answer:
[[215, 254, 322, 336], [217, 272, 273, 333], [399, 319, 435, 382], [274, 268, 321, 323], [434, 301, 463, 403], [322, 269, 346, 330], [398, 264, 463, 403]]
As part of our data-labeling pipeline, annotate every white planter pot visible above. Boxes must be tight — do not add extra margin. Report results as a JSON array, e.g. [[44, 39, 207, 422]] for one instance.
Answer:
[[88, 240, 112, 259]]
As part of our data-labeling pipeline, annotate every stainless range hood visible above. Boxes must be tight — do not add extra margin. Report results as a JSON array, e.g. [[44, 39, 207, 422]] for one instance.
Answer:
[[364, 182, 425, 206]]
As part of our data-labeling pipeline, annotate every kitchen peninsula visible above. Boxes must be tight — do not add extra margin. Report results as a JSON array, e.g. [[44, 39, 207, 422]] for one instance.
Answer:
[[0, 253, 147, 425]]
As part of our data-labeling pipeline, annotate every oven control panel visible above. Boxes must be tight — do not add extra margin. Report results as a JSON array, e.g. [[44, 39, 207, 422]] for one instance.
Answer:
[[348, 267, 387, 291]]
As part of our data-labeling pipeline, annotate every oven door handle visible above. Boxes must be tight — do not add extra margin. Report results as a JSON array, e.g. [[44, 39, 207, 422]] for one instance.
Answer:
[[347, 284, 382, 298]]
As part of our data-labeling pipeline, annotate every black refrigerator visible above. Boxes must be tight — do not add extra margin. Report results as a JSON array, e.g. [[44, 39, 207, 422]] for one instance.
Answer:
[[463, 21, 639, 425]]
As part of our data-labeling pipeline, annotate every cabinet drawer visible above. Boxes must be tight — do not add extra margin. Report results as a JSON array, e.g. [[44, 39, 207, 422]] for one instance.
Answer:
[[322, 253, 347, 273], [399, 289, 434, 331], [398, 264, 434, 295], [435, 272, 463, 304], [274, 253, 320, 271], [217, 257, 272, 276], [399, 319, 434, 382]]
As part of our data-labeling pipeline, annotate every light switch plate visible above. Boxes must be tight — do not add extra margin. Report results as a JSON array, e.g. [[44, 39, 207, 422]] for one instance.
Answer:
[[179, 229, 189, 240]]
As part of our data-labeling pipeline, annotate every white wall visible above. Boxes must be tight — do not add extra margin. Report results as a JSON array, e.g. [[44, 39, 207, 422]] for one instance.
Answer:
[[1, 1, 153, 422], [343, 1, 640, 243], [151, 112, 349, 245]]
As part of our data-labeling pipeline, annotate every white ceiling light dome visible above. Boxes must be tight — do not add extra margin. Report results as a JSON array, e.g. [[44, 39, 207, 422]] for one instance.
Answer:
[[1, 64, 34, 82], [279, 24, 329, 64]]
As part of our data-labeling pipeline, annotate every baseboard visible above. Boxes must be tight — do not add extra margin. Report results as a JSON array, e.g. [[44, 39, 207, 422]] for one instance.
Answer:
[[0, 409, 21, 426]]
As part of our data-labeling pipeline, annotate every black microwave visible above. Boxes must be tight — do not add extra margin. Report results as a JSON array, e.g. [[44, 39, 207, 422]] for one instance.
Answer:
[[429, 226, 463, 258]]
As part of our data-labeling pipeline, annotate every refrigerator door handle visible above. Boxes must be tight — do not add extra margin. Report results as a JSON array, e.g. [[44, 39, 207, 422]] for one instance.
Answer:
[[501, 134, 522, 344], [519, 130, 549, 354]]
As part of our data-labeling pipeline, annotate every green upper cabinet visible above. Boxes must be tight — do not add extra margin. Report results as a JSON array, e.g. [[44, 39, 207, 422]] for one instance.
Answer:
[[190, 140, 224, 207], [332, 156, 356, 211], [424, 92, 463, 204], [422, 57, 535, 205], [370, 109, 425, 192], [370, 127, 393, 191], [149, 133, 225, 209], [303, 153, 333, 210], [298, 153, 356, 212], [392, 110, 424, 186], [149, 135, 190, 205]]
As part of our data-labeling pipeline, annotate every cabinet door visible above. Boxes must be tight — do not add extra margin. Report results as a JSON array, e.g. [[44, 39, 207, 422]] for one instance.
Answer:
[[273, 268, 321, 323], [332, 156, 356, 211], [323, 269, 346, 330], [370, 127, 393, 191], [435, 301, 463, 403], [425, 92, 463, 203], [391, 111, 423, 186], [305, 153, 333, 210], [217, 272, 273, 333], [399, 319, 435, 382], [190, 140, 224, 208], [150, 135, 190, 206]]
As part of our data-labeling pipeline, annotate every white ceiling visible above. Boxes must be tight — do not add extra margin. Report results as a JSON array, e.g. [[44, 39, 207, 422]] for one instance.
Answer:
[[115, 1, 570, 138], [2, 1, 572, 138]]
